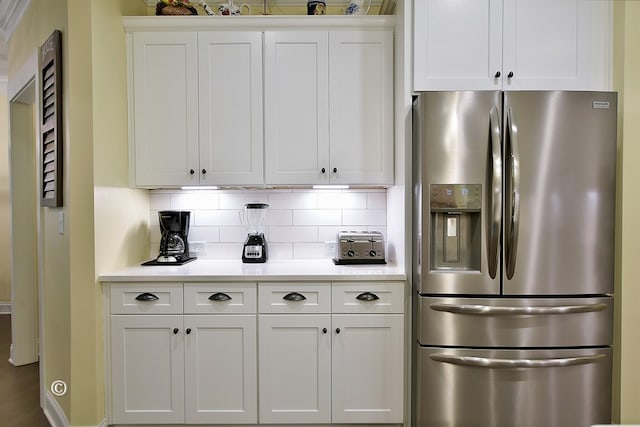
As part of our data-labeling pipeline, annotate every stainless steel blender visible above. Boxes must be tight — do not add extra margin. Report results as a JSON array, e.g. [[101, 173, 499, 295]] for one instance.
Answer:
[[240, 203, 268, 263]]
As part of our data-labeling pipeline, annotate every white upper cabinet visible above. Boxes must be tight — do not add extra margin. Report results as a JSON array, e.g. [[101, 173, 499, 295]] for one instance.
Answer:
[[129, 30, 263, 187], [264, 31, 331, 185], [329, 31, 394, 185], [413, 0, 612, 91], [132, 32, 199, 187], [264, 29, 394, 186], [198, 32, 264, 186], [414, 0, 502, 91]]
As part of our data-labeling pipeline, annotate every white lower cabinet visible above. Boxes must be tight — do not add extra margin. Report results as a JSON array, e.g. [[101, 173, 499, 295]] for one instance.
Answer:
[[258, 282, 404, 424], [108, 281, 403, 425], [184, 315, 257, 424], [259, 314, 332, 424], [331, 314, 404, 423], [109, 283, 257, 425], [110, 314, 186, 425]]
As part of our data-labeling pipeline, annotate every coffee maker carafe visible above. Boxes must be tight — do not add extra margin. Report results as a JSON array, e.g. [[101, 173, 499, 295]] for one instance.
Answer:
[[240, 203, 268, 263], [143, 210, 196, 265]]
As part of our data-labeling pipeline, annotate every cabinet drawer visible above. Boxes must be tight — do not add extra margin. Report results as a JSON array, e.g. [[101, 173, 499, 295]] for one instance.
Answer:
[[332, 282, 404, 314], [110, 283, 183, 314], [258, 283, 331, 313], [184, 283, 257, 314]]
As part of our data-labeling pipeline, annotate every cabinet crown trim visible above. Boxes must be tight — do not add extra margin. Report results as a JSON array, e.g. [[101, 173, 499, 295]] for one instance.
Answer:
[[123, 15, 395, 32]]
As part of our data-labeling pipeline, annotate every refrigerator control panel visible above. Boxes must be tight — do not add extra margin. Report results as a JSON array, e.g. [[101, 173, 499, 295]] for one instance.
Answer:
[[430, 184, 481, 211]]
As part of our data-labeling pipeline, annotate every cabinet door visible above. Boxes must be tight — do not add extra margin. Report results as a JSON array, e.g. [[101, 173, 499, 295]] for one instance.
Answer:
[[413, 0, 503, 91], [258, 314, 331, 424], [184, 315, 257, 424], [131, 32, 199, 186], [329, 31, 393, 185], [198, 32, 264, 185], [502, 0, 599, 90], [264, 32, 330, 185], [331, 314, 404, 423], [110, 315, 185, 424]]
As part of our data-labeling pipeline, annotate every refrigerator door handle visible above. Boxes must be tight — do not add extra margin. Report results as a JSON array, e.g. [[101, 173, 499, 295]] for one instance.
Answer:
[[488, 107, 502, 279], [429, 302, 608, 315], [505, 107, 521, 279], [429, 353, 606, 369]]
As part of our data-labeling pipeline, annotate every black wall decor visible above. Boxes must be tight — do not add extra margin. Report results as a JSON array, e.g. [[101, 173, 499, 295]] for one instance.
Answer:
[[39, 30, 63, 207]]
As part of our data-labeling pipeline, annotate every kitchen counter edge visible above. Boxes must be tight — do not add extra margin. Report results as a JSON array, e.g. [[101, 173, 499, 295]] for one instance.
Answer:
[[99, 259, 407, 283]]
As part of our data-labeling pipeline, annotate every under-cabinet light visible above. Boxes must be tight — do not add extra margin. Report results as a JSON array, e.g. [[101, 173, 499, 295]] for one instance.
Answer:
[[312, 185, 349, 190], [180, 186, 219, 190]]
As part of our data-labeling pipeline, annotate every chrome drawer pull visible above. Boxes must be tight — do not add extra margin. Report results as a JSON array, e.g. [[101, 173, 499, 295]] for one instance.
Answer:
[[283, 292, 307, 302], [430, 303, 607, 316], [135, 292, 159, 302], [356, 292, 380, 302], [209, 292, 232, 302], [430, 353, 606, 369]]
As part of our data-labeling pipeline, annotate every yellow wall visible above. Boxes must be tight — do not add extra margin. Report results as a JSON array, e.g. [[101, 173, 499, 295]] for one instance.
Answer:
[[616, 1, 640, 423], [9, 0, 72, 416], [0, 90, 10, 302], [8, 0, 148, 424], [88, 0, 149, 423]]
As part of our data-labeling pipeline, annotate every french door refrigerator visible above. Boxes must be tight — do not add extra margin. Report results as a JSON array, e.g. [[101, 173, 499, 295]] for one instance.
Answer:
[[412, 91, 616, 427]]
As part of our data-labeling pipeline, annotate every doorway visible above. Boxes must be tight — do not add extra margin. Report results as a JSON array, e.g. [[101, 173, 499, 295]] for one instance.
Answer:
[[9, 68, 45, 409]]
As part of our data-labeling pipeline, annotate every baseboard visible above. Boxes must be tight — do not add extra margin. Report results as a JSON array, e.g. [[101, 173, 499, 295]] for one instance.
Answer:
[[43, 389, 69, 427], [0, 302, 11, 314], [43, 389, 107, 427]]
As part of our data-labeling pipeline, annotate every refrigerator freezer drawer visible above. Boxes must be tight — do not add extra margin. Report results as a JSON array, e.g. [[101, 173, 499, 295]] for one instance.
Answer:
[[417, 296, 613, 347], [415, 346, 612, 427]]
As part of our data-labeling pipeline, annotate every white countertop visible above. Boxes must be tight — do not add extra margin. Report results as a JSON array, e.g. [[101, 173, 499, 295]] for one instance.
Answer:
[[100, 258, 406, 283]]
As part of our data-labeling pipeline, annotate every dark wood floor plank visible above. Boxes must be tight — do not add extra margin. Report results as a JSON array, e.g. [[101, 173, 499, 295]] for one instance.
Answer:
[[0, 315, 50, 426]]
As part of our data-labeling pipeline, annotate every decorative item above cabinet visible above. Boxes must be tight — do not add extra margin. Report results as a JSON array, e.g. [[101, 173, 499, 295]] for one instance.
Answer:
[[124, 16, 395, 188], [413, 0, 612, 91]]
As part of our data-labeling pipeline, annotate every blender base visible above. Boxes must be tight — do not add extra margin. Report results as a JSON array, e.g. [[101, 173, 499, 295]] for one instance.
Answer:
[[242, 233, 268, 263]]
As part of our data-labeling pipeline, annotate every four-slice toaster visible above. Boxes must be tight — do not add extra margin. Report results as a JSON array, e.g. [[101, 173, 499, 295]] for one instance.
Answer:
[[333, 231, 386, 265]]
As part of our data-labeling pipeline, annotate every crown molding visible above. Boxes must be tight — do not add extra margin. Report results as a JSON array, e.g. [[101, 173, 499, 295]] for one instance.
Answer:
[[0, 0, 30, 40]]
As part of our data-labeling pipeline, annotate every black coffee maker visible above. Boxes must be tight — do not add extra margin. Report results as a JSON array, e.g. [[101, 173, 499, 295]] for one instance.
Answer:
[[143, 210, 196, 266]]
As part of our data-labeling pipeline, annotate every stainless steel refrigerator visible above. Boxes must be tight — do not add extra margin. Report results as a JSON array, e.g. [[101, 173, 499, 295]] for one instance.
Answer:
[[412, 91, 616, 427]]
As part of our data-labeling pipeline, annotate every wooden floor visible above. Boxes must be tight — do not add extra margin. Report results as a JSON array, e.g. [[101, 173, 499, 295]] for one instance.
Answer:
[[0, 315, 50, 426]]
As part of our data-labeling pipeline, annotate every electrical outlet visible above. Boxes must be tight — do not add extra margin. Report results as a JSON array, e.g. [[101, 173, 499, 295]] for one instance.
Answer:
[[190, 241, 207, 254]]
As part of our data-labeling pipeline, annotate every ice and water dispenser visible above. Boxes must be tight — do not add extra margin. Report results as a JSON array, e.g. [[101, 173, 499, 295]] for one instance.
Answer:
[[430, 184, 482, 272]]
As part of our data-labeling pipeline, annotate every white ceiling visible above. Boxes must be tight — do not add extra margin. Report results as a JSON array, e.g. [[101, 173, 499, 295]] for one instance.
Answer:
[[0, 0, 31, 78]]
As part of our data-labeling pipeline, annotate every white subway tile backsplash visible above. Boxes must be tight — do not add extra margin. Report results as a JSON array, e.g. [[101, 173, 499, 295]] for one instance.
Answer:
[[149, 189, 387, 260], [269, 226, 318, 243], [266, 209, 293, 226], [219, 226, 251, 243], [318, 226, 345, 242], [219, 192, 268, 209], [150, 193, 171, 210], [367, 192, 387, 210], [293, 210, 342, 226], [196, 210, 241, 226], [316, 192, 366, 209], [171, 191, 219, 210], [268, 192, 317, 209], [206, 242, 244, 259], [293, 242, 327, 259], [343, 209, 387, 226], [267, 242, 293, 259], [189, 226, 220, 242]]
